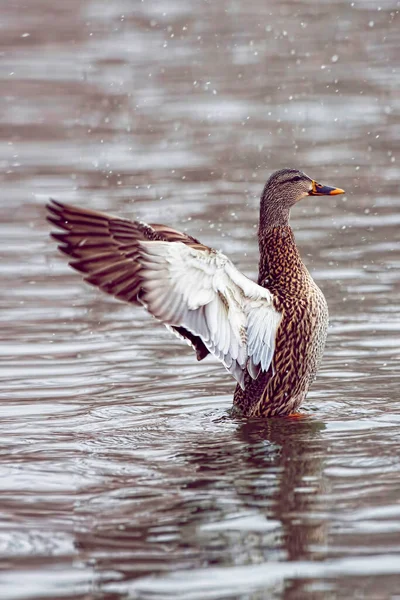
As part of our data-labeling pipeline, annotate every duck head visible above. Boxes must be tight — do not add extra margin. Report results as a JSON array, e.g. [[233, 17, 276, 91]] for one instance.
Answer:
[[260, 168, 345, 228]]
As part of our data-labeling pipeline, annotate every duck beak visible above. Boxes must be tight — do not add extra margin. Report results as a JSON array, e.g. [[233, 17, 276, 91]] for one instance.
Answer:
[[308, 180, 345, 196]]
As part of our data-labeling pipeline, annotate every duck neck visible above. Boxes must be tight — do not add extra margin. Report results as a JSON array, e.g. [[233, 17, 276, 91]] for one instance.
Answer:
[[259, 204, 290, 230], [259, 185, 292, 230], [257, 226, 306, 292]]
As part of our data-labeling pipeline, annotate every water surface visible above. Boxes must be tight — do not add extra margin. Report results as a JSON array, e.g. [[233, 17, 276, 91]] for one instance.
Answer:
[[1, 1, 400, 599]]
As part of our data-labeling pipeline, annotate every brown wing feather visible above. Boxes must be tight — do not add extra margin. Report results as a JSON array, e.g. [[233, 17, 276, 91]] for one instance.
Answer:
[[46, 199, 210, 360]]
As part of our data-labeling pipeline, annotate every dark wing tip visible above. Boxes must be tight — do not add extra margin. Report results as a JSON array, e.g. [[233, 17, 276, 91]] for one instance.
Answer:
[[46, 198, 65, 216], [50, 231, 68, 243], [46, 199, 66, 230], [48, 198, 65, 208], [46, 215, 64, 229]]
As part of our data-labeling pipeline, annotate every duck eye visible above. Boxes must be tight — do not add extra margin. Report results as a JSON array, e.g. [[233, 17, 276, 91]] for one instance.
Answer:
[[290, 175, 302, 183]]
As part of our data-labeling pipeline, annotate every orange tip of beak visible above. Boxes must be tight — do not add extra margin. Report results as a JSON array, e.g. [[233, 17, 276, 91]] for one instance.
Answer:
[[328, 187, 345, 195]]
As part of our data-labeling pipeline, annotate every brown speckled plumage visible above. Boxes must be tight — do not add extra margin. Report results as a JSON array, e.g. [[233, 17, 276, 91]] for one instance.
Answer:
[[46, 168, 344, 418], [233, 226, 328, 417]]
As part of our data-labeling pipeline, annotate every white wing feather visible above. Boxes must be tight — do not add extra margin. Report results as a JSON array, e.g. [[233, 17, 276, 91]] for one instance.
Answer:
[[138, 241, 281, 389]]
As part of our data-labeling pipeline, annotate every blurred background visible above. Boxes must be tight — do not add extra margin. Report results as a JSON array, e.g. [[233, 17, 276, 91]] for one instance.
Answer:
[[1, 1, 400, 599]]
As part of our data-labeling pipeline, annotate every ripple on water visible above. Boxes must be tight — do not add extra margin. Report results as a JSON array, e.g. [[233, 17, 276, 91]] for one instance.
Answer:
[[1, 0, 400, 599]]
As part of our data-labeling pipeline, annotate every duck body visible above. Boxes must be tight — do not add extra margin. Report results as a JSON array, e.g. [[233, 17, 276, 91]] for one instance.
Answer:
[[47, 168, 343, 418], [233, 226, 329, 417]]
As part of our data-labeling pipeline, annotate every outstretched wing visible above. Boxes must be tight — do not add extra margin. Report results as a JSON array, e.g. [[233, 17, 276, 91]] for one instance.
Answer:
[[46, 200, 281, 388], [46, 199, 210, 361], [46, 200, 206, 305]]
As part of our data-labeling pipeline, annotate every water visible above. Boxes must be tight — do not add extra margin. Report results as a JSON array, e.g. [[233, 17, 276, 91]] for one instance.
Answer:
[[1, 1, 400, 598]]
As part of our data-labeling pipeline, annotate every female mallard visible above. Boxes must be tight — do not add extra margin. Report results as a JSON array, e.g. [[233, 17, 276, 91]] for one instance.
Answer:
[[47, 169, 344, 417]]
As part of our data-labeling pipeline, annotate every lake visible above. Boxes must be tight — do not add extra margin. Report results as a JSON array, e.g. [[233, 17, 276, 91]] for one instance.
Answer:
[[1, 1, 400, 598]]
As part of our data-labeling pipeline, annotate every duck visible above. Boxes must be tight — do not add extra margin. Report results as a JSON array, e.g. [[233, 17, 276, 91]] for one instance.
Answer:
[[46, 168, 344, 417]]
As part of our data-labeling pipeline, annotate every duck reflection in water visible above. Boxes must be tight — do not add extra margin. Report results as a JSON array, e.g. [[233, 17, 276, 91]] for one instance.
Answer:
[[72, 414, 327, 599], [191, 416, 328, 599], [236, 417, 327, 559]]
